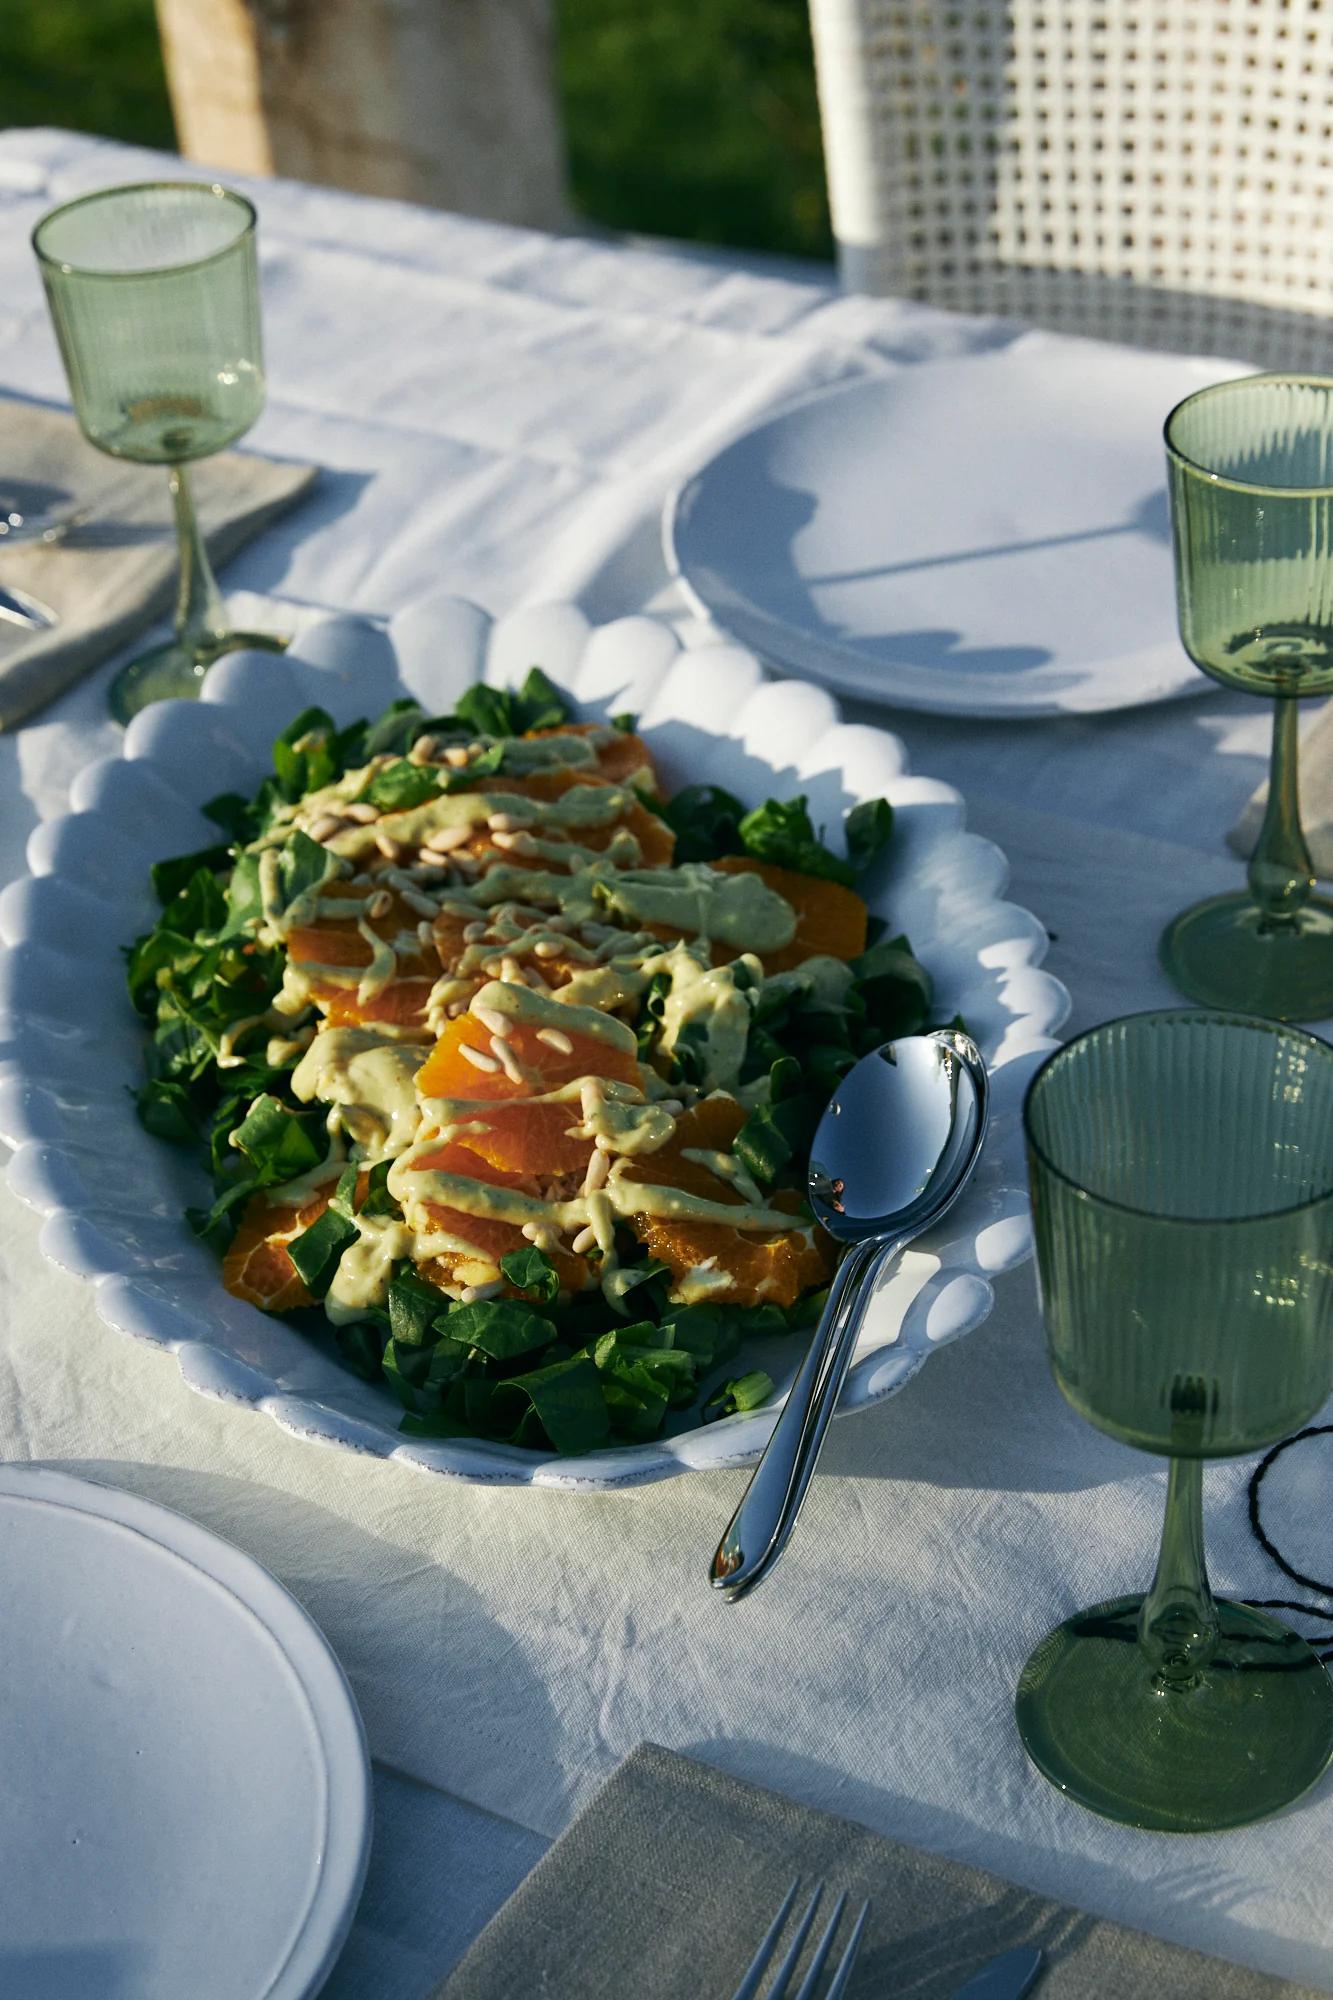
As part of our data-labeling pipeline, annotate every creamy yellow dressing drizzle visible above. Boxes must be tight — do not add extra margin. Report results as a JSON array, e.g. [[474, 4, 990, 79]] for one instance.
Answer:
[[248, 718, 827, 1318]]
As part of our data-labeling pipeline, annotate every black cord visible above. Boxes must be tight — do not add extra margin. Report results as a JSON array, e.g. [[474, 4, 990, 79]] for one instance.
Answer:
[[1246, 1426, 1333, 1660]]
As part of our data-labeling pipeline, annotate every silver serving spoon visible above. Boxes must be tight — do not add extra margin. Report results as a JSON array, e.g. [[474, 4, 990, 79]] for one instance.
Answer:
[[709, 1029, 988, 1600]]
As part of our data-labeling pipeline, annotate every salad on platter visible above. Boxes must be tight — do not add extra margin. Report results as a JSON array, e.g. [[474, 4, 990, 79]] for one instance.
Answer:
[[128, 669, 942, 1456]]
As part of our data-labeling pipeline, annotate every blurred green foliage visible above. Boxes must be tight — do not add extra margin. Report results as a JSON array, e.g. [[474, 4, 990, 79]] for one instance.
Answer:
[[1, 0, 830, 261], [559, 0, 831, 259], [4, 0, 175, 152]]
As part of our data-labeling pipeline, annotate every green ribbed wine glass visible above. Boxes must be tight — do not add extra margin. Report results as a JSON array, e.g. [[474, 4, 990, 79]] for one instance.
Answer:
[[32, 181, 286, 723], [1016, 1010, 1333, 1832], [1162, 375, 1333, 1021]]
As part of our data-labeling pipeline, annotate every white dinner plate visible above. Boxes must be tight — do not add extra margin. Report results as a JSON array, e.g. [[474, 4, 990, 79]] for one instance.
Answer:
[[0, 1466, 370, 2000], [0, 596, 1069, 1488], [665, 334, 1246, 717]]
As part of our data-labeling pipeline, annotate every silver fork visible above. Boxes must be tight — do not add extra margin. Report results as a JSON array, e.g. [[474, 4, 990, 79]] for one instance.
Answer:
[[730, 1879, 869, 2000]]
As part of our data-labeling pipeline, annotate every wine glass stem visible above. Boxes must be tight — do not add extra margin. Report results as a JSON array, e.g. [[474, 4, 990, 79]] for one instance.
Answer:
[[1138, 1455, 1219, 1687], [1248, 694, 1314, 928], [168, 462, 225, 660]]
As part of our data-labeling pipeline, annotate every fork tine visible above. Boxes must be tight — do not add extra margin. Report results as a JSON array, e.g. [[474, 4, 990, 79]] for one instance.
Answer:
[[761, 1881, 825, 2000], [730, 1878, 801, 2000], [821, 1899, 870, 2000], [789, 1890, 847, 2000]]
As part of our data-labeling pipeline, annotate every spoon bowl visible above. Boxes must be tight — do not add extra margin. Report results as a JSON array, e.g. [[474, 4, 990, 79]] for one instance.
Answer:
[[710, 1029, 988, 1600], [809, 1029, 988, 1243]]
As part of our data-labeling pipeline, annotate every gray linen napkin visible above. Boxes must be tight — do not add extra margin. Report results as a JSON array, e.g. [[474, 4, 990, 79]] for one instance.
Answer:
[[0, 397, 315, 728], [435, 1744, 1320, 1999], [1228, 699, 1333, 878]]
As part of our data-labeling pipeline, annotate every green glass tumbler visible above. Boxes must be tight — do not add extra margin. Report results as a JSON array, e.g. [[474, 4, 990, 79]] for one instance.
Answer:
[[32, 181, 286, 723], [1016, 1010, 1333, 1832], [1162, 375, 1333, 1021]]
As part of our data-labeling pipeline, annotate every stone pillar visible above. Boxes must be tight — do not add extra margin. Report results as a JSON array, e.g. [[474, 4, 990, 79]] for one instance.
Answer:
[[154, 0, 570, 230]]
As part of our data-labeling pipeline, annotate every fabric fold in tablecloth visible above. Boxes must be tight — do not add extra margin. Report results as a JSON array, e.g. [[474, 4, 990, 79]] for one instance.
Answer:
[[435, 1744, 1315, 1999], [0, 397, 315, 727]]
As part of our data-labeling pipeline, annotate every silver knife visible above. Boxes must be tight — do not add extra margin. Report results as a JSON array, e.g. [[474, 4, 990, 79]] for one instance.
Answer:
[[951, 1944, 1044, 1999]]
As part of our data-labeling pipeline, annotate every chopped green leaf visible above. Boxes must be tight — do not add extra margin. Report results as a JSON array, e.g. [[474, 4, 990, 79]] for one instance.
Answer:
[[603, 1258, 671, 1321], [738, 795, 853, 887], [151, 845, 233, 905], [232, 1095, 325, 1182], [358, 759, 445, 812], [287, 1206, 359, 1299], [610, 711, 637, 733], [134, 1078, 198, 1143], [703, 1370, 774, 1421], [359, 1159, 402, 1219], [658, 782, 744, 864], [331, 1161, 360, 1218], [445, 1298, 555, 1361], [362, 698, 428, 760], [202, 791, 255, 842], [451, 684, 515, 738], [490, 1352, 610, 1455], [272, 706, 341, 803], [499, 1246, 561, 1305], [388, 1269, 449, 1348], [335, 1319, 387, 1382], [514, 667, 568, 732], [851, 935, 933, 1040], [844, 797, 894, 874]]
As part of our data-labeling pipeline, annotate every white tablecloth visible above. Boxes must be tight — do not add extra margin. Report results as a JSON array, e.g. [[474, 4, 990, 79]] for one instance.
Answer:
[[2, 128, 1332, 1996]]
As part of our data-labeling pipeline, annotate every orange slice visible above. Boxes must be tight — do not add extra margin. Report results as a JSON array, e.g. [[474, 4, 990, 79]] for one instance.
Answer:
[[223, 1184, 334, 1312], [712, 855, 867, 973], [619, 1095, 836, 1309], [417, 1010, 640, 1104], [401, 1137, 593, 1294]]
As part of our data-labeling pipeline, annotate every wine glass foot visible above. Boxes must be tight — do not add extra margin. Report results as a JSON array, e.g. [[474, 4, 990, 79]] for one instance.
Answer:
[[1160, 891, 1333, 1021], [108, 629, 288, 725], [1016, 1595, 1333, 1832]]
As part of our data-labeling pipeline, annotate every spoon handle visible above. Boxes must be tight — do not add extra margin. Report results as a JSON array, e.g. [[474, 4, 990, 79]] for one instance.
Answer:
[[709, 1232, 900, 1599]]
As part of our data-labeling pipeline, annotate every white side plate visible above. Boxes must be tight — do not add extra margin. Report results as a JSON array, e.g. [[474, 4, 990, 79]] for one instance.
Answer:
[[0, 596, 1070, 1488], [0, 1465, 370, 2000], [666, 336, 1244, 717]]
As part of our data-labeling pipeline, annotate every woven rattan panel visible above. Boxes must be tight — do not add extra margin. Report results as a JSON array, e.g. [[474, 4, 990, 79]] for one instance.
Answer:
[[809, 0, 1333, 365]]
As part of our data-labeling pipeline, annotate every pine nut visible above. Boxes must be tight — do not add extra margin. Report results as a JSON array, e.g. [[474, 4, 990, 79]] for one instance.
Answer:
[[582, 1149, 609, 1195], [309, 813, 347, 843], [459, 1280, 504, 1304], [491, 1036, 526, 1084], [533, 939, 560, 959], [570, 1226, 597, 1255], [426, 823, 473, 854], [444, 747, 470, 768], [536, 1027, 573, 1054], [463, 922, 489, 944], [375, 831, 403, 861], [474, 1004, 511, 1038], [343, 802, 379, 824], [367, 889, 393, 920], [399, 886, 439, 917], [460, 1043, 500, 1074]]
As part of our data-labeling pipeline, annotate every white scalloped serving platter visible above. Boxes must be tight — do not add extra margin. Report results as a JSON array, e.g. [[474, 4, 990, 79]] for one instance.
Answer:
[[0, 594, 1070, 1489]]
